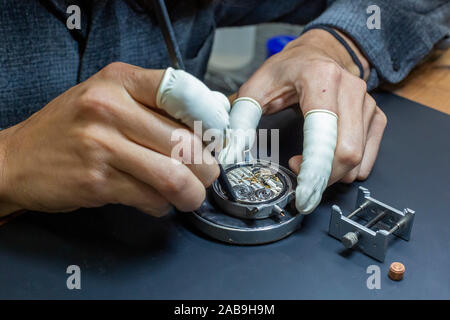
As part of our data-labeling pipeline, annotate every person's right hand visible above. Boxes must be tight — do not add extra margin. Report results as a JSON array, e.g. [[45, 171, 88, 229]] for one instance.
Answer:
[[0, 62, 230, 217], [225, 29, 387, 215]]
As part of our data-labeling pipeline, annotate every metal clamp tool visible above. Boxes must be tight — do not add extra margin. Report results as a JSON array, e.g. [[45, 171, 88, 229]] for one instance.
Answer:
[[329, 187, 415, 261]]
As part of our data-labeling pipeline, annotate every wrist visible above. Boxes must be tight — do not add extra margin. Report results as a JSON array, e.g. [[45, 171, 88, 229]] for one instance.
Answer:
[[0, 127, 22, 217], [294, 28, 370, 80]]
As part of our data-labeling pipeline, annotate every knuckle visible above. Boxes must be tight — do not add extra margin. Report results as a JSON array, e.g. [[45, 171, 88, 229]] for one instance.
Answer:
[[76, 127, 100, 152], [160, 165, 205, 212], [337, 142, 363, 167], [100, 61, 129, 78], [312, 60, 342, 83], [82, 166, 110, 199], [160, 166, 192, 196], [77, 87, 116, 121], [365, 93, 376, 107], [145, 209, 165, 218], [365, 97, 377, 115], [283, 39, 297, 51], [74, 131, 115, 199], [357, 170, 370, 181], [341, 171, 358, 184], [351, 76, 367, 92], [76, 126, 113, 156], [203, 164, 220, 188], [157, 202, 173, 216], [376, 108, 388, 128], [170, 129, 196, 164], [181, 187, 205, 212], [145, 202, 172, 218]]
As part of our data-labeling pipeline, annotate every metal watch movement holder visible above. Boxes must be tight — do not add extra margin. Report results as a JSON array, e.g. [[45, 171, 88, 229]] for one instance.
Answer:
[[329, 186, 415, 261], [190, 160, 303, 245]]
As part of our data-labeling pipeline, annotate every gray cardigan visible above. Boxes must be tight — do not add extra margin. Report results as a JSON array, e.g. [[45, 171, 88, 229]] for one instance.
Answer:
[[0, 0, 448, 128]]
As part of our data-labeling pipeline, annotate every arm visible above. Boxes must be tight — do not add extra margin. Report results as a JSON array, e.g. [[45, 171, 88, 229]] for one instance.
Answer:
[[219, 0, 448, 214], [303, 0, 449, 89], [0, 64, 230, 218], [215, 0, 448, 89]]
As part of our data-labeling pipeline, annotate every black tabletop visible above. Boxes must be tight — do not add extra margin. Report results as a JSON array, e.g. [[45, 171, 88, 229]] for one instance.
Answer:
[[0, 92, 449, 299]]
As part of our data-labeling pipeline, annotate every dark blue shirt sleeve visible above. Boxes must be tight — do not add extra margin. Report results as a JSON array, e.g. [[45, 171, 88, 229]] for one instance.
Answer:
[[215, 0, 449, 90], [214, 0, 327, 27], [303, 0, 449, 90]]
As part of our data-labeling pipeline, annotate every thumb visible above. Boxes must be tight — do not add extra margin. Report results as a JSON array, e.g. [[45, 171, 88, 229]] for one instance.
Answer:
[[295, 110, 337, 214]]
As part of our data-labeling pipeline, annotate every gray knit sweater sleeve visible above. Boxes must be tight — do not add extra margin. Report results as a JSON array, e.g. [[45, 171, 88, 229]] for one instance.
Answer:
[[303, 0, 449, 90]]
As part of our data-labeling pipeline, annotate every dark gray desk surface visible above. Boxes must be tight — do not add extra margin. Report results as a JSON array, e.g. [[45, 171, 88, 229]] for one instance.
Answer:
[[0, 92, 449, 299]]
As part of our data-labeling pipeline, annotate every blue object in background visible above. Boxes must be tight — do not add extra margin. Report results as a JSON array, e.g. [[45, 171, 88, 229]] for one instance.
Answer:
[[266, 35, 296, 58]]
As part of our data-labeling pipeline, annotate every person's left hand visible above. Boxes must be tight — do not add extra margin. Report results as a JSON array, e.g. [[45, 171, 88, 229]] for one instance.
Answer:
[[227, 29, 387, 214]]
